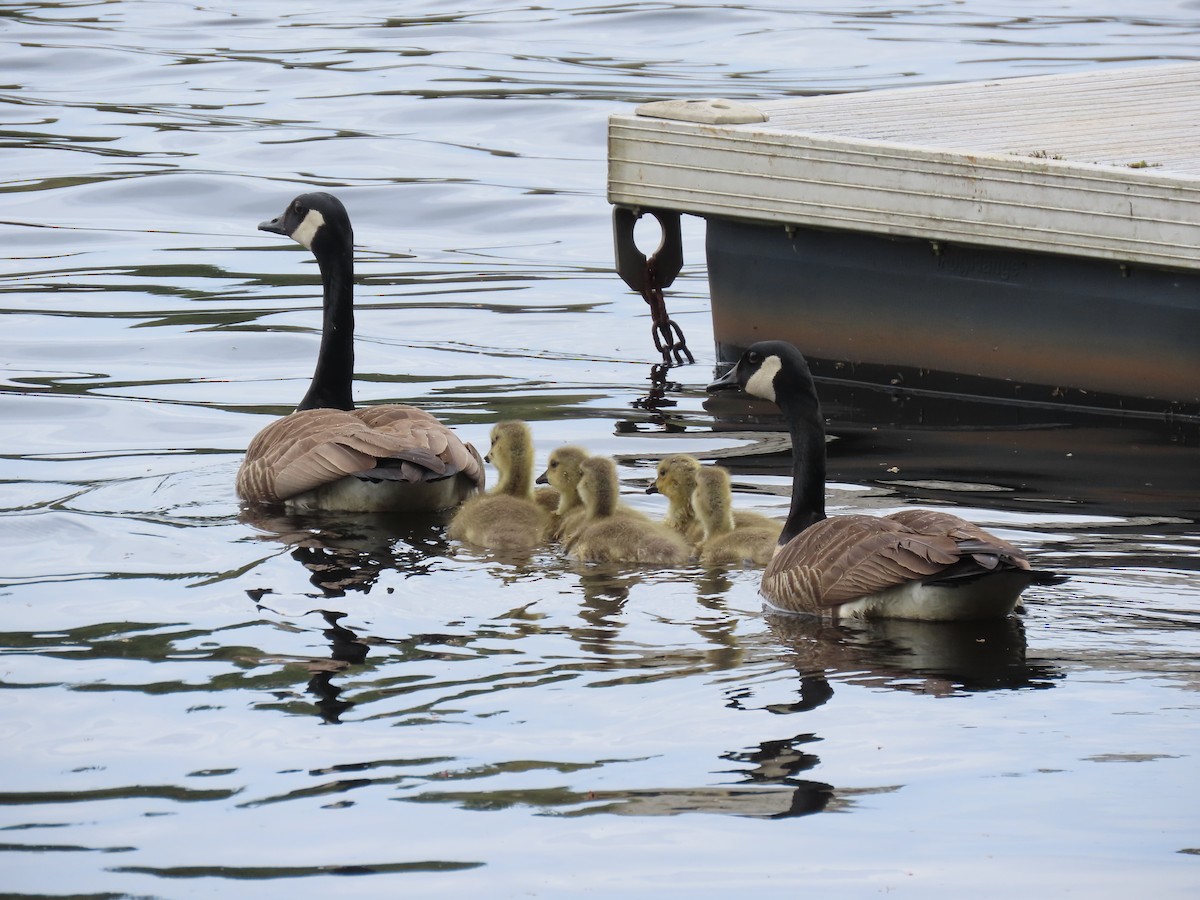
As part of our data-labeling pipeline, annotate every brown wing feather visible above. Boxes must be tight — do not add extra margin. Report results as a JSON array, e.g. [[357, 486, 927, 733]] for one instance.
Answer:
[[237, 405, 484, 505], [886, 509, 1031, 571], [762, 511, 1041, 613], [354, 406, 485, 488], [762, 515, 963, 612]]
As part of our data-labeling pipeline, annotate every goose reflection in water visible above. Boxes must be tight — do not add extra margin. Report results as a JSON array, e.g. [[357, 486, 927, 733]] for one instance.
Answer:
[[713, 734, 836, 819], [243, 511, 427, 724], [763, 614, 1063, 700], [307, 611, 369, 724], [242, 509, 453, 596], [402, 749, 839, 820], [697, 615, 1064, 820], [239, 600, 371, 725]]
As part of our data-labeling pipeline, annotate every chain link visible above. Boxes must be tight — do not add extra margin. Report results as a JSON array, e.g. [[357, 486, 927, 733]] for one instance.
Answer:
[[642, 256, 694, 366]]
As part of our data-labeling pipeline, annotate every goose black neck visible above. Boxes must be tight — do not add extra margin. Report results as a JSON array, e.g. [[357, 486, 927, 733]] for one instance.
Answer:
[[777, 389, 828, 545], [297, 237, 355, 412]]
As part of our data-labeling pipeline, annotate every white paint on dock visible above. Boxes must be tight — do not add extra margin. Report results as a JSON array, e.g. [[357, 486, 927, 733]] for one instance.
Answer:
[[608, 63, 1200, 271]]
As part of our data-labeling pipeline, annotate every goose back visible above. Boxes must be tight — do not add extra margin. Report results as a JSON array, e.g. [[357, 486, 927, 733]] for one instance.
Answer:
[[238, 406, 484, 512]]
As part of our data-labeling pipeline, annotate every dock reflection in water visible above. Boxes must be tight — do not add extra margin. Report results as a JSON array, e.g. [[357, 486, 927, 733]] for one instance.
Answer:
[[705, 373, 1198, 522]]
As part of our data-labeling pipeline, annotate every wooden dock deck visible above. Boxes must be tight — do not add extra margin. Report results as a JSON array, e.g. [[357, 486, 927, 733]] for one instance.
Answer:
[[608, 63, 1200, 414], [609, 63, 1200, 271]]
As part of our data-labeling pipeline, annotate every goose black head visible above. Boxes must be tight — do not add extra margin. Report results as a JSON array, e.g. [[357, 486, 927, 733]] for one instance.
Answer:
[[707, 340, 818, 409], [259, 192, 353, 253]]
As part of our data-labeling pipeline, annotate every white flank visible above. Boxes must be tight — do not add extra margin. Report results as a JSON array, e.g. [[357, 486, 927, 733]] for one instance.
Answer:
[[291, 209, 325, 249], [829, 572, 1028, 622], [744, 354, 781, 402]]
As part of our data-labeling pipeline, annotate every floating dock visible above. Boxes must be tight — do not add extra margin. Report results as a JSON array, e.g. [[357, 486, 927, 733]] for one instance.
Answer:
[[608, 63, 1200, 417]]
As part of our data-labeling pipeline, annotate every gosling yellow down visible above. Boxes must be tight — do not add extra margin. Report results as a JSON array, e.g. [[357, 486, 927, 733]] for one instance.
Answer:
[[448, 421, 550, 551], [647, 454, 706, 544], [693, 465, 780, 567], [566, 457, 689, 565], [535, 445, 591, 539], [650, 453, 780, 547]]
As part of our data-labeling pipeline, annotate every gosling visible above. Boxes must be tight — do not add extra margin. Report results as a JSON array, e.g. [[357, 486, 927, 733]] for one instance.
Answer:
[[650, 453, 778, 546], [448, 421, 551, 551], [535, 445, 590, 539], [566, 457, 689, 565], [648, 454, 705, 544], [693, 465, 780, 567]]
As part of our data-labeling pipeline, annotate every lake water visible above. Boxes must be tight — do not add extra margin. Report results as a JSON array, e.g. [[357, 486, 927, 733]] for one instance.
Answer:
[[2, 2, 1198, 897]]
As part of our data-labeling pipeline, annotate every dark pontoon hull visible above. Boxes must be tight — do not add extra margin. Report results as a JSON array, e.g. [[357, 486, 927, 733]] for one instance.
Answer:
[[706, 217, 1198, 418]]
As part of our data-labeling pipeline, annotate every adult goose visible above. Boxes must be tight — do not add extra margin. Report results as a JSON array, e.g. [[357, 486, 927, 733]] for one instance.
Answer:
[[708, 340, 1063, 621], [237, 192, 484, 512]]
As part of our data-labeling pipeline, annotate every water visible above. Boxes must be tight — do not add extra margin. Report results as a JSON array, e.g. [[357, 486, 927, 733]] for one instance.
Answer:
[[2, 1, 1198, 896]]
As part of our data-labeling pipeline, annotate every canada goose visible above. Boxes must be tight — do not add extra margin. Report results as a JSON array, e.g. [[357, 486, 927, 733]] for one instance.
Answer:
[[447, 420, 551, 550], [647, 454, 705, 543], [566, 457, 689, 565], [693, 465, 779, 567], [649, 453, 778, 545], [708, 340, 1063, 620], [535, 445, 590, 539], [236, 192, 485, 512]]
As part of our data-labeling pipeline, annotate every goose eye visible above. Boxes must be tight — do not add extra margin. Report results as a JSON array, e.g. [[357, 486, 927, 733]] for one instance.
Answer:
[[747, 351, 761, 365]]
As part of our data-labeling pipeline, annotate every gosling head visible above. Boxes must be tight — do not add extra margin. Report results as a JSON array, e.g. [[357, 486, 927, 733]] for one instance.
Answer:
[[648, 454, 701, 502], [485, 420, 533, 468], [537, 445, 588, 494], [259, 191, 353, 254]]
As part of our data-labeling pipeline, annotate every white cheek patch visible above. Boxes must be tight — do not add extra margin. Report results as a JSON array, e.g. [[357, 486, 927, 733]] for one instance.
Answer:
[[291, 209, 325, 249], [744, 354, 781, 402]]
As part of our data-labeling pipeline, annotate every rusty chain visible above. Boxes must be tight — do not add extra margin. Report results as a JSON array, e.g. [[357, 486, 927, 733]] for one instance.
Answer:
[[642, 255, 694, 367]]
